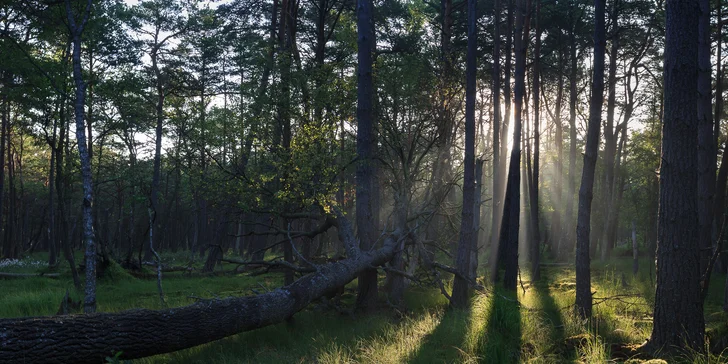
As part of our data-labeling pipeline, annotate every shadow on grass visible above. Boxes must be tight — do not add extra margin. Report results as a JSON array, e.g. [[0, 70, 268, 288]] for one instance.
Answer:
[[478, 286, 522, 363], [407, 306, 470, 363], [533, 270, 565, 345]]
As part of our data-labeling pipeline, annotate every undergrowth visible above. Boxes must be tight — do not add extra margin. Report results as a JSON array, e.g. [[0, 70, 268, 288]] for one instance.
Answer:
[[2, 254, 727, 363]]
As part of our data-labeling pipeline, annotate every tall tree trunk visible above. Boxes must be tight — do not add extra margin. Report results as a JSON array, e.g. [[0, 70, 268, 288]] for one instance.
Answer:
[[5, 119, 15, 259], [450, 0, 477, 307], [0, 78, 7, 258], [530, 0, 541, 281], [274, 0, 298, 285], [575, 0, 606, 319], [355, 0, 378, 310], [552, 46, 564, 256], [471, 159, 484, 280], [56, 91, 80, 289], [600, 0, 619, 261], [502, 0, 513, 158], [146, 40, 166, 300], [715, 3, 727, 275], [562, 6, 579, 260], [66, 0, 97, 314], [716, 2, 723, 149], [47, 115, 58, 267], [698, 0, 715, 276], [501, 0, 527, 291], [647, 0, 704, 352], [632, 220, 638, 275], [490, 0, 501, 277]]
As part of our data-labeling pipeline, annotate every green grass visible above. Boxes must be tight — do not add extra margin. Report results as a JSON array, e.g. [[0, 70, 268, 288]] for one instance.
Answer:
[[2, 253, 728, 363]]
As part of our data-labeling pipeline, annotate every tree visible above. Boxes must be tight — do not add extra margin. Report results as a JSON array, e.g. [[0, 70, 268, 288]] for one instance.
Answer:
[[490, 0, 502, 275], [66, 0, 97, 314], [529, 0, 542, 282], [500, 0, 527, 291], [697, 0, 714, 276], [646, 0, 705, 353], [599, 0, 620, 261], [450, 0, 477, 308], [574, 0, 606, 318], [561, 0, 581, 260], [355, 0, 378, 310]]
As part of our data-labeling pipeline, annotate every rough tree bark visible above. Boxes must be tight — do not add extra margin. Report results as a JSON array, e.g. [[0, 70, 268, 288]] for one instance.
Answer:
[[66, 0, 97, 314], [646, 0, 705, 353], [575, 0, 605, 319], [697, 0, 714, 275], [450, 0, 477, 308], [501, 0, 526, 291], [355, 0, 378, 310]]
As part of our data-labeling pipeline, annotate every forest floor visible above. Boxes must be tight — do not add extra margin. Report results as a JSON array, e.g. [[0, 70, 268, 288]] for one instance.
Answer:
[[2, 253, 728, 363]]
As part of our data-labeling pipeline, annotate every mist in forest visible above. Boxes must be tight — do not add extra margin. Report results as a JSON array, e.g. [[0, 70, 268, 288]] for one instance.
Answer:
[[0, 0, 724, 362]]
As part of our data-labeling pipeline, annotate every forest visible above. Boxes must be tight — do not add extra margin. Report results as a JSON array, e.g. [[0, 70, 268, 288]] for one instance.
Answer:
[[0, 0, 725, 362]]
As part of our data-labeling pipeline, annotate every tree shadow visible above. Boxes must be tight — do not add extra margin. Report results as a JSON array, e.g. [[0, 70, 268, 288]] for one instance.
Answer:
[[478, 286, 522, 363], [408, 306, 471, 363], [533, 268, 565, 343], [531, 267, 569, 360]]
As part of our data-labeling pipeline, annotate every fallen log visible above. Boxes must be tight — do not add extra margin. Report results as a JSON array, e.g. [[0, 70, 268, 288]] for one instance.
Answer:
[[0, 272, 60, 279], [142, 262, 194, 273], [0, 230, 402, 364]]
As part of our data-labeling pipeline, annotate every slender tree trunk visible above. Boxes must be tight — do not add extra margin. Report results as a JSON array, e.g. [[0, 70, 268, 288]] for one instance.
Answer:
[[600, 0, 619, 261], [552, 46, 564, 256], [0, 79, 7, 258], [450, 0, 477, 307], [562, 7, 579, 260], [530, 0, 541, 281], [355, 0, 378, 310], [646, 0, 704, 352], [575, 0, 606, 318], [56, 94, 80, 289], [47, 116, 58, 267], [632, 220, 638, 275], [490, 0, 501, 277], [5, 120, 15, 258], [66, 0, 97, 314], [471, 160, 483, 280]]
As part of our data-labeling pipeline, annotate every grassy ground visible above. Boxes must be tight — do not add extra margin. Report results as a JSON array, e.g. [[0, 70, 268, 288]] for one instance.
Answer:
[[2, 253, 728, 363]]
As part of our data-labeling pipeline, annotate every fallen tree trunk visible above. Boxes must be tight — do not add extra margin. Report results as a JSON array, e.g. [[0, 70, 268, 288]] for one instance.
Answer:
[[0, 272, 60, 279], [0, 230, 402, 364], [142, 262, 194, 273]]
